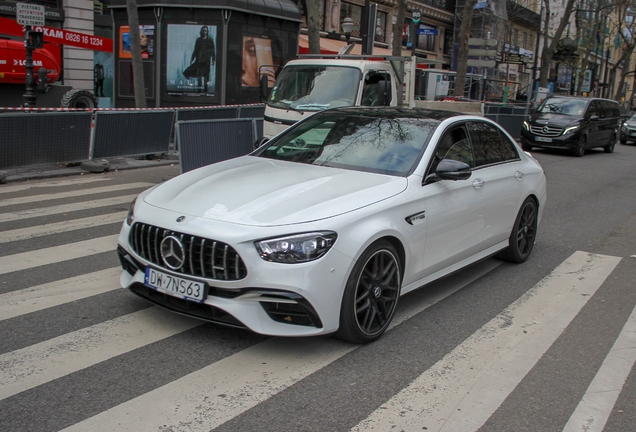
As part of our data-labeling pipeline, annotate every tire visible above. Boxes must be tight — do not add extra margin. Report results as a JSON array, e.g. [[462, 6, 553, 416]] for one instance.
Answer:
[[336, 240, 401, 344], [620, 139, 627, 145], [574, 135, 587, 157], [604, 133, 616, 153], [497, 197, 538, 264], [60, 89, 98, 109]]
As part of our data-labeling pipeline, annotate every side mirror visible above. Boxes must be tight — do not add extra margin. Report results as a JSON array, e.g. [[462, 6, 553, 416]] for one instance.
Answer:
[[436, 159, 472, 181], [259, 74, 270, 102], [589, 115, 600, 121], [253, 136, 269, 150]]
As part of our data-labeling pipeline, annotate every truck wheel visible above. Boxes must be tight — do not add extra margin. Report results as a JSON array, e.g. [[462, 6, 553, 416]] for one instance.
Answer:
[[60, 90, 98, 109]]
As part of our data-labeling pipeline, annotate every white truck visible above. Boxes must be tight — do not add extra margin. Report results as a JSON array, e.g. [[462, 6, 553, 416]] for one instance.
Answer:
[[260, 54, 482, 141]]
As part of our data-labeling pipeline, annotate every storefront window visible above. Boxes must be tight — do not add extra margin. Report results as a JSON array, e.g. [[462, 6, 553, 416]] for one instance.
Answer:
[[416, 24, 436, 52], [375, 11, 387, 43], [341, 1, 362, 38]]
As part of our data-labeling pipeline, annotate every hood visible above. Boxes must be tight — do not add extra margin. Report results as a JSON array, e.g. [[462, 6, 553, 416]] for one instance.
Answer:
[[144, 156, 408, 227], [529, 112, 581, 128], [623, 120, 636, 127]]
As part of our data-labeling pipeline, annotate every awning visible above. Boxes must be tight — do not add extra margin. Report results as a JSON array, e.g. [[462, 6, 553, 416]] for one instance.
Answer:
[[298, 34, 393, 56]]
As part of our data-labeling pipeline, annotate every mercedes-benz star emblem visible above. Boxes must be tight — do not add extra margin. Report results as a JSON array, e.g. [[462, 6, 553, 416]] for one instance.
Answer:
[[176, 216, 185, 222], [160, 236, 185, 270], [542, 126, 549, 134]]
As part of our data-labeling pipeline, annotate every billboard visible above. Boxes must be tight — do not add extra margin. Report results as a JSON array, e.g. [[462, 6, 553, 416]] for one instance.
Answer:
[[119, 25, 154, 59], [166, 24, 217, 95], [242, 36, 275, 87]]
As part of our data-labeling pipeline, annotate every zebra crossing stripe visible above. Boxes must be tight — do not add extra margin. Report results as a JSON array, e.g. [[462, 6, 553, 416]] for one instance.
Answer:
[[0, 307, 202, 401], [0, 212, 127, 244], [563, 303, 636, 432], [61, 259, 504, 432], [0, 183, 152, 207], [0, 235, 119, 275], [0, 177, 110, 194], [351, 251, 621, 432], [0, 267, 122, 321], [0, 194, 137, 223]]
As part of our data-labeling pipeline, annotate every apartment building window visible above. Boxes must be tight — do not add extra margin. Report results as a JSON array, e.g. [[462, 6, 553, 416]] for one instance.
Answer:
[[522, 32, 528, 49], [341, 1, 363, 38], [444, 28, 453, 56]]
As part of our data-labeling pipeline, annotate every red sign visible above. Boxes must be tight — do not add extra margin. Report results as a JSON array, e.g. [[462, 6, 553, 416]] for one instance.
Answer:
[[0, 17, 112, 53]]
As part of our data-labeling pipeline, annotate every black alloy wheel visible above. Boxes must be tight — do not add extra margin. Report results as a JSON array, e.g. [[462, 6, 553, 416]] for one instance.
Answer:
[[574, 135, 587, 157], [337, 241, 401, 344], [497, 197, 538, 264], [604, 133, 616, 153]]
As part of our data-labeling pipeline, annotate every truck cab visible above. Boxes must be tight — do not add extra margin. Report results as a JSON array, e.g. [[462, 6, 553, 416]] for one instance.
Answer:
[[262, 55, 413, 140]]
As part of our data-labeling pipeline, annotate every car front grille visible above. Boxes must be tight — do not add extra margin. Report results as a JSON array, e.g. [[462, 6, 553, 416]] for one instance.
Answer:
[[129, 222, 248, 281], [530, 125, 563, 137]]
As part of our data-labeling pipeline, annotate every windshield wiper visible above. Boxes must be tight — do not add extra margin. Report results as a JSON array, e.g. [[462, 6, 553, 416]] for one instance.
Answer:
[[295, 103, 330, 110]]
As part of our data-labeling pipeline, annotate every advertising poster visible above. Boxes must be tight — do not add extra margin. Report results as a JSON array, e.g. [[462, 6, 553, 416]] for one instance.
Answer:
[[242, 36, 275, 87], [119, 25, 154, 59], [166, 24, 217, 95]]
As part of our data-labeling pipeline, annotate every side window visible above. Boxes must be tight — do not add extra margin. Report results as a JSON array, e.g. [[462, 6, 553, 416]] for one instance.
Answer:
[[467, 121, 508, 167], [430, 125, 473, 172], [361, 72, 392, 106], [586, 101, 597, 118], [598, 101, 608, 119], [498, 129, 520, 160]]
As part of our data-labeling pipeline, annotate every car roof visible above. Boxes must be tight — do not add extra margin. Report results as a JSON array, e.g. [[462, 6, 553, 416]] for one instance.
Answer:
[[326, 106, 473, 122]]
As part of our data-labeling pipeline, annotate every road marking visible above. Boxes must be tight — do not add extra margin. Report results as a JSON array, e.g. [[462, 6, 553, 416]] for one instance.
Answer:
[[0, 235, 119, 275], [0, 212, 126, 244], [0, 194, 137, 223], [62, 260, 502, 432], [0, 267, 122, 321], [352, 251, 622, 432], [0, 183, 151, 207], [0, 177, 111, 194], [0, 307, 202, 401], [563, 303, 636, 432]]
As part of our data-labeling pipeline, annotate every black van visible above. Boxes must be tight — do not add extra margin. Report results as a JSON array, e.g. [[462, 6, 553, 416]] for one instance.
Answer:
[[520, 96, 620, 157]]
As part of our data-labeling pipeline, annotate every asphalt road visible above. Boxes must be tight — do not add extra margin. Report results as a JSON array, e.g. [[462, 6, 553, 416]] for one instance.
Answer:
[[0, 144, 635, 432]]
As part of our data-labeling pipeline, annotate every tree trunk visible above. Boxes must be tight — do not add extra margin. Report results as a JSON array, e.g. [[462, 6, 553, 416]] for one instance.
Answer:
[[539, 0, 576, 88], [453, 0, 478, 97], [392, 0, 406, 56], [126, 0, 147, 108], [306, 0, 321, 54]]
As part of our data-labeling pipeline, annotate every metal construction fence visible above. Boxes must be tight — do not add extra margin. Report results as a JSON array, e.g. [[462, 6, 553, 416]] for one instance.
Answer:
[[483, 103, 528, 140], [177, 118, 260, 173], [0, 104, 265, 170]]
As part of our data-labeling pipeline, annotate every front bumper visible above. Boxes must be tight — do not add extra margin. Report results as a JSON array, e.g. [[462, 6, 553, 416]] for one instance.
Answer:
[[116, 216, 355, 338], [520, 128, 579, 150], [620, 127, 636, 141]]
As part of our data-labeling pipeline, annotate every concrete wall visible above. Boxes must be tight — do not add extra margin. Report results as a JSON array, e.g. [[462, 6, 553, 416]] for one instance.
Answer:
[[63, 0, 94, 91]]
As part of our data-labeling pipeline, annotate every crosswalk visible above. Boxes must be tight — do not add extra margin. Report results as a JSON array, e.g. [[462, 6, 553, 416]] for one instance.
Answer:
[[0, 172, 634, 432]]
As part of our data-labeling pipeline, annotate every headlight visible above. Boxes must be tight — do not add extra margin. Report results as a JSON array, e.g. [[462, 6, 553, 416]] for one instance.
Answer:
[[126, 197, 137, 226], [522, 120, 529, 130], [563, 125, 579, 135], [255, 232, 337, 263], [621, 123, 627, 131]]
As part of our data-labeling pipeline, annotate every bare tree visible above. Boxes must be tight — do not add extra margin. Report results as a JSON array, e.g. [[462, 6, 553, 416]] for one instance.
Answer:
[[454, 0, 479, 97], [299, 0, 321, 54], [126, 0, 146, 108], [538, 0, 577, 88]]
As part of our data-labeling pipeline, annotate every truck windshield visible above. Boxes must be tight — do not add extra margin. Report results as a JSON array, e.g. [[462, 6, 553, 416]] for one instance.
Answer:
[[267, 66, 361, 111]]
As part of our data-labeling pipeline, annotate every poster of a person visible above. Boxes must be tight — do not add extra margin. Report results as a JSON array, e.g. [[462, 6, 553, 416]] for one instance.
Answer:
[[166, 24, 217, 94], [242, 36, 276, 87]]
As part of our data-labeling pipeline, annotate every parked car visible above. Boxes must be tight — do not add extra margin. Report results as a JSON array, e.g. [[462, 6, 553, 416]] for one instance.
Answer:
[[520, 96, 620, 156], [117, 107, 547, 344], [620, 113, 636, 144]]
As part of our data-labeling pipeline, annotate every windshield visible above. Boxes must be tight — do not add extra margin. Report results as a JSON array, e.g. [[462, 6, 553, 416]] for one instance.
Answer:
[[267, 66, 361, 112], [537, 98, 588, 116], [255, 110, 438, 176]]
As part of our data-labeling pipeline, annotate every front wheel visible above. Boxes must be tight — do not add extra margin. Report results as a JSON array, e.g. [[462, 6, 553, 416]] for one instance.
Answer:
[[620, 139, 627, 145], [336, 241, 401, 344], [497, 197, 538, 263], [574, 135, 587, 157], [604, 134, 616, 153]]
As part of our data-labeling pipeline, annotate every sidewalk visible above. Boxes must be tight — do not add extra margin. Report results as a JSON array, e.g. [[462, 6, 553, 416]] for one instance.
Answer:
[[0, 152, 180, 184]]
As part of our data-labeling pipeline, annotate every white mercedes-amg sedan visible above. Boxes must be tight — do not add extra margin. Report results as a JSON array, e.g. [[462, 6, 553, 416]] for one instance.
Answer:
[[117, 107, 546, 344]]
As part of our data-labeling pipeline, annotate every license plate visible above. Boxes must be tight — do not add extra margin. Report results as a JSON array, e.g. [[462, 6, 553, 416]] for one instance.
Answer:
[[535, 136, 552, 142], [630, 131, 636, 136], [144, 267, 206, 303]]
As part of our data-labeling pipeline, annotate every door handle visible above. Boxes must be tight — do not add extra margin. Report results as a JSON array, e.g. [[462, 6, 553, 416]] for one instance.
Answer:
[[472, 178, 484, 189]]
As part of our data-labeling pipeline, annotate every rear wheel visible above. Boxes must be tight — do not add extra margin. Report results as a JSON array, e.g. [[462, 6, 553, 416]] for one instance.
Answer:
[[60, 89, 98, 109], [574, 135, 587, 157], [336, 240, 401, 344], [497, 197, 538, 264]]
